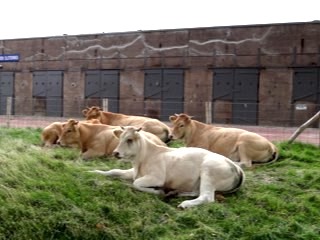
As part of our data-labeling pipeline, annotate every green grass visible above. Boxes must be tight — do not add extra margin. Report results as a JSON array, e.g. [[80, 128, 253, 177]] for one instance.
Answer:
[[0, 127, 319, 239]]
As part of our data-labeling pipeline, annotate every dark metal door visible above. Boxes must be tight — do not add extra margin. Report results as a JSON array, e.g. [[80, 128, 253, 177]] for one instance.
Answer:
[[33, 71, 63, 116], [85, 70, 119, 112], [212, 68, 259, 125], [161, 69, 184, 121], [144, 70, 162, 99], [293, 68, 318, 102], [33, 72, 47, 97], [100, 70, 119, 112], [144, 69, 184, 121], [233, 69, 259, 125], [85, 70, 100, 98], [0, 72, 14, 114], [292, 68, 320, 125], [46, 71, 63, 116], [212, 69, 233, 101]]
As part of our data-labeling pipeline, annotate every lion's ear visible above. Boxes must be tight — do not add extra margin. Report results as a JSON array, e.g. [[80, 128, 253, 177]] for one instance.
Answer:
[[169, 115, 177, 122], [68, 119, 79, 125], [82, 109, 88, 116], [185, 115, 193, 123], [113, 129, 123, 139]]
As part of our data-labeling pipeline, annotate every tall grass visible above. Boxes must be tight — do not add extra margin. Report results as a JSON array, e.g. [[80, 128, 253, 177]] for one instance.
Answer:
[[0, 127, 319, 239]]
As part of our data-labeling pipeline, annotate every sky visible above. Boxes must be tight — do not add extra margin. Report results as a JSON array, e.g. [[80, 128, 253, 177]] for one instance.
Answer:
[[1, 0, 319, 40]]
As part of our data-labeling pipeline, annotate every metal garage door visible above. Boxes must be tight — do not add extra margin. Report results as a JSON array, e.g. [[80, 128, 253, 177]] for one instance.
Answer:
[[213, 68, 259, 125], [0, 72, 14, 114], [33, 71, 63, 116], [233, 69, 259, 124], [85, 70, 119, 112], [145, 69, 184, 121], [293, 68, 319, 103], [292, 68, 320, 125]]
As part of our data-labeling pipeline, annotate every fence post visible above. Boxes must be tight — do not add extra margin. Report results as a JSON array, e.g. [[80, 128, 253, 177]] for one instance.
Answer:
[[102, 98, 109, 112], [6, 97, 12, 128], [288, 110, 320, 144], [205, 101, 212, 124]]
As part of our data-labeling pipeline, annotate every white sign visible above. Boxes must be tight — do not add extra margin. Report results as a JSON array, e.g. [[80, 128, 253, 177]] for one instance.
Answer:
[[295, 104, 307, 110], [0, 54, 20, 62]]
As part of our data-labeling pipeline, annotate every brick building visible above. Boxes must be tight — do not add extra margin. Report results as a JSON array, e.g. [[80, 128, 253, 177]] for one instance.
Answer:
[[0, 21, 319, 126]]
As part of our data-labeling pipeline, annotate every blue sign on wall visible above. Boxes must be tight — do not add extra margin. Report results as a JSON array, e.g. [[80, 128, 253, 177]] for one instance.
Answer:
[[0, 54, 20, 62]]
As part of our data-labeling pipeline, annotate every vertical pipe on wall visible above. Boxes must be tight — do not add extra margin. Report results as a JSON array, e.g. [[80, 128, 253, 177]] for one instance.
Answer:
[[205, 101, 212, 124], [318, 46, 320, 65], [257, 48, 261, 67], [6, 97, 12, 128], [292, 47, 297, 65], [102, 98, 109, 112]]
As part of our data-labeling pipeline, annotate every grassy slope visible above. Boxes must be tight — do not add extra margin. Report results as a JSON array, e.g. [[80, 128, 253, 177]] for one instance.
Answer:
[[0, 127, 319, 240]]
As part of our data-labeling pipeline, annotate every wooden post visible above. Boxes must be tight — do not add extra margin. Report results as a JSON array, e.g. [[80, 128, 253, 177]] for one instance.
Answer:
[[6, 97, 12, 128], [205, 102, 212, 124], [288, 111, 320, 144], [102, 98, 109, 112]]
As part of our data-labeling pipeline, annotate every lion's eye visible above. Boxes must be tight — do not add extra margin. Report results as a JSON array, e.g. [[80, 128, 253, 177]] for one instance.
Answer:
[[179, 124, 184, 128]]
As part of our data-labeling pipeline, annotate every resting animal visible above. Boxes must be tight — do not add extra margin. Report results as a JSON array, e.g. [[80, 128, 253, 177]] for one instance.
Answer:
[[169, 113, 279, 168], [82, 106, 171, 143], [57, 119, 165, 159], [89, 126, 245, 209], [41, 119, 101, 147]]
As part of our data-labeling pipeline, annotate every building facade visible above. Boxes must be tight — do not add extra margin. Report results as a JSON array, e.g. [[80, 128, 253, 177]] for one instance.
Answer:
[[0, 21, 319, 126]]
